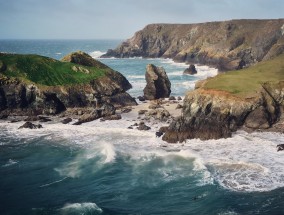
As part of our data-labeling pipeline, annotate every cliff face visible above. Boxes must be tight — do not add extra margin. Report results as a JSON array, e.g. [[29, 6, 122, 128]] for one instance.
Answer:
[[0, 52, 136, 117], [163, 85, 283, 143], [102, 19, 284, 71]]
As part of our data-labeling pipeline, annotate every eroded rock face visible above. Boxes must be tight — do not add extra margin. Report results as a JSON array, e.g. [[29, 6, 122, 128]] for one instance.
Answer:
[[143, 64, 171, 100], [102, 19, 284, 71], [163, 86, 283, 143]]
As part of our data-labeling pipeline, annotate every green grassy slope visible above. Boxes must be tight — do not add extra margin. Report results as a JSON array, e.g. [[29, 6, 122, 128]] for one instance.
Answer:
[[0, 54, 106, 86], [204, 54, 284, 97]]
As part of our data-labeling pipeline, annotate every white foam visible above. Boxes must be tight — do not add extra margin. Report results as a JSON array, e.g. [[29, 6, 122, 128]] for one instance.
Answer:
[[185, 131, 284, 192], [2, 159, 18, 167], [89, 50, 106, 59], [40, 177, 68, 188], [60, 202, 102, 214]]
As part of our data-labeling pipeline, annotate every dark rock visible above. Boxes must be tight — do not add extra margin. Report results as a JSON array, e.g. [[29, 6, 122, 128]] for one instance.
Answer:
[[138, 110, 148, 115], [143, 64, 171, 100], [75, 109, 101, 125], [100, 103, 116, 116], [277, 144, 284, 152], [137, 96, 146, 101], [159, 126, 169, 133], [156, 131, 163, 137], [137, 122, 151, 131], [128, 126, 133, 129], [169, 96, 176, 101], [162, 116, 232, 143], [177, 96, 182, 101], [19, 122, 42, 129], [103, 114, 122, 120], [103, 92, 137, 107], [121, 107, 132, 113], [184, 64, 197, 75], [39, 116, 52, 122], [245, 106, 270, 129], [61, 118, 72, 124], [24, 116, 39, 121], [10, 119, 21, 123]]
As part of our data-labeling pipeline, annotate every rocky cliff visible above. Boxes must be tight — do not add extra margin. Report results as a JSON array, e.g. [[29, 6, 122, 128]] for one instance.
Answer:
[[102, 19, 284, 71], [162, 54, 284, 143], [0, 52, 136, 117]]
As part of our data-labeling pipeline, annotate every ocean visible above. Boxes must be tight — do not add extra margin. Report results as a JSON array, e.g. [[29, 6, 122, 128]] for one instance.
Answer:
[[0, 40, 284, 215]]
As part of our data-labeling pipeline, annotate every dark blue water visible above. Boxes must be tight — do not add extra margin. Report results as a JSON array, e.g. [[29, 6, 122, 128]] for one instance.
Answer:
[[1, 40, 284, 215]]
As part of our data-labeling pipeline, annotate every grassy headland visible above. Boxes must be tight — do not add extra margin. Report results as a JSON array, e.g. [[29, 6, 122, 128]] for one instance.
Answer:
[[0, 53, 107, 86], [203, 54, 284, 98]]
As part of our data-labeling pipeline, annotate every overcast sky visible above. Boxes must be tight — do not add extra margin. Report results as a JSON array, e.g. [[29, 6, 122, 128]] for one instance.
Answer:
[[0, 0, 283, 39]]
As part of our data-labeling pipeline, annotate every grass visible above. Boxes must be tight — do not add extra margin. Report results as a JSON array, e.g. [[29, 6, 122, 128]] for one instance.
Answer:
[[203, 54, 284, 98], [0, 54, 107, 86]]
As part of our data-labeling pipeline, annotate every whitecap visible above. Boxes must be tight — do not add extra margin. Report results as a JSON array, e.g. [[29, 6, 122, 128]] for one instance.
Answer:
[[60, 202, 102, 214], [2, 159, 18, 167], [89, 50, 106, 59]]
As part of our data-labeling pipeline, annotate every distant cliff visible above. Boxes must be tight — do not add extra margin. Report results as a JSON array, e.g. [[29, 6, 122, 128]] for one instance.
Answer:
[[0, 52, 136, 117], [102, 19, 284, 71]]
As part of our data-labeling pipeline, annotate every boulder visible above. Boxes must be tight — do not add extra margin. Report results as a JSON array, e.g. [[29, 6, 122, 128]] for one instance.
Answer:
[[100, 103, 116, 116], [137, 96, 146, 102], [137, 122, 151, 130], [143, 64, 171, 100], [103, 114, 122, 121], [19, 122, 43, 129], [61, 118, 72, 124], [184, 64, 197, 75], [244, 106, 270, 129], [169, 96, 176, 101]]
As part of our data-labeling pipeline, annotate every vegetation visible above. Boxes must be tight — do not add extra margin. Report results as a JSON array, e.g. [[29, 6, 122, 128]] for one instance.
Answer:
[[0, 53, 107, 86], [204, 54, 284, 98]]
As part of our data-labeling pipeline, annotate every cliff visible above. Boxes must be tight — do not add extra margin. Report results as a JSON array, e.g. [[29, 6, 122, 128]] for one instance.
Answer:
[[102, 19, 284, 71], [0, 52, 136, 117], [162, 54, 284, 143]]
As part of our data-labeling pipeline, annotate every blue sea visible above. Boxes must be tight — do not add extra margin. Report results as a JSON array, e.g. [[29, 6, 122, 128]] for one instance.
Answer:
[[0, 40, 284, 215]]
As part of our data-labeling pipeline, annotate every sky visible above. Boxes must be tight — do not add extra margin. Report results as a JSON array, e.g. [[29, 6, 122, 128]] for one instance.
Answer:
[[0, 0, 284, 39]]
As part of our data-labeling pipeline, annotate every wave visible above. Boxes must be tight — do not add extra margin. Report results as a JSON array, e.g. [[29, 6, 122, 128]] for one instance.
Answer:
[[89, 50, 106, 59], [60, 202, 102, 214], [2, 159, 18, 167], [39, 177, 68, 188]]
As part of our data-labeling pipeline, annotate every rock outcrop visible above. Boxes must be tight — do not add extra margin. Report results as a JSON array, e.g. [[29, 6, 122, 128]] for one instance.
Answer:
[[0, 52, 137, 117], [163, 83, 284, 143], [102, 19, 284, 71], [184, 64, 197, 75], [143, 64, 171, 100]]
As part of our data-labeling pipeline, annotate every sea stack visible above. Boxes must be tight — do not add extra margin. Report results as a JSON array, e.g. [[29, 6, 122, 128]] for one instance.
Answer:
[[184, 64, 197, 75], [143, 64, 171, 100]]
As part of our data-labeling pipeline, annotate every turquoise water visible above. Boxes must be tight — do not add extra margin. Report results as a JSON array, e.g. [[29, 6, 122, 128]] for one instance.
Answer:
[[0, 40, 284, 215]]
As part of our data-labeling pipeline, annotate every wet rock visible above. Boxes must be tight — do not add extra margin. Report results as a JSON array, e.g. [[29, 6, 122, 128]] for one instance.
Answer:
[[143, 64, 171, 100], [177, 96, 182, 101], [137, 96, 146, 101], [18, 122, 43, 129], [169, 96, 176, 101], [128, 126, 133, 129], [121, 107, 132, 113], [103, 114, 122, 120], [137, 122, 151, 130], [155, 131, 163, 137], [184, 64, 197, 75], [24, 116, 39, 121], [277, 144, 284, 152], [61, 118, 72, 124], [39, 116, 52, 122]]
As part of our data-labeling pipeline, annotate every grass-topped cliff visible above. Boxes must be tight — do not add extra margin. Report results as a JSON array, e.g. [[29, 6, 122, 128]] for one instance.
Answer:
[[0, 53, 108, 86], [202, 54, 284, 98], [0, 52, 135, 115]]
